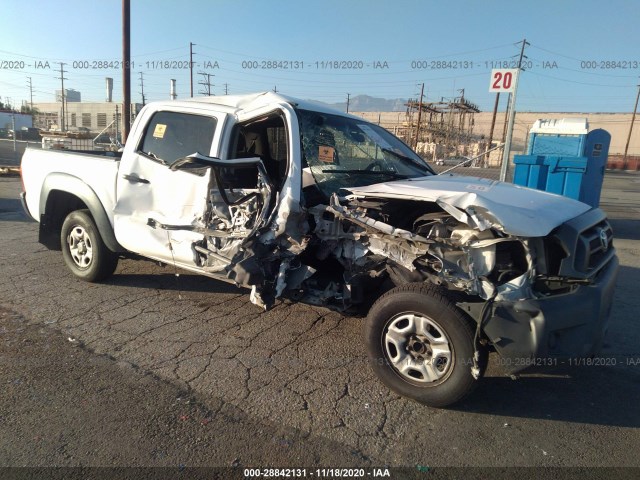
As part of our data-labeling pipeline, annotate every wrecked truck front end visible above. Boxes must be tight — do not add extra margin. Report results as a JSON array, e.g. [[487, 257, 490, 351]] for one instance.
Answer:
[[457, 207, 618, 373], [324, 183, 619, 406], [287, 108, 618, 377], [337, 178, 618, 374]]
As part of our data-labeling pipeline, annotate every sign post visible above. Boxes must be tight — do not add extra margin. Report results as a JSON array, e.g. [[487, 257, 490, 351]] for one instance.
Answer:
[[489, 68, 520, 181]]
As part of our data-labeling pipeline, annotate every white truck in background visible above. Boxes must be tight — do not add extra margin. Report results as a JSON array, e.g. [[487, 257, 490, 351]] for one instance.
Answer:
[[20, 92, 618, 407]]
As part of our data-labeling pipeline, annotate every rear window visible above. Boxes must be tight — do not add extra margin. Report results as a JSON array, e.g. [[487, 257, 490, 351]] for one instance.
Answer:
[[138, 111, 216, 165]]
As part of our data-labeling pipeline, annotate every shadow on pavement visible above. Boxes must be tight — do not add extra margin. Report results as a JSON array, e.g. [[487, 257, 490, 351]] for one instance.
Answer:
[[609, 218, 640, 241], [105, 273, 242, 296], [455, 362, 640, 428], [0, 198, 30, 222]]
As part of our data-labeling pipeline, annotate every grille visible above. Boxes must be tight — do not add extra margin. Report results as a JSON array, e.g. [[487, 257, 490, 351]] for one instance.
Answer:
[[574, 220, 614, 273]]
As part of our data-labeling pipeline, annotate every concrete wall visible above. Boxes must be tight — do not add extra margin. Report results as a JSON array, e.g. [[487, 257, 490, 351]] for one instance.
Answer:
[[33, 102, 142, 132], [0, 112, 32, 130]]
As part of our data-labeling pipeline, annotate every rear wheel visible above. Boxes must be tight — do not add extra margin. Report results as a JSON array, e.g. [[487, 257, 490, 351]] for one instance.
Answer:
[[365, 283, 485, 407], [61, 210, 118, 282]]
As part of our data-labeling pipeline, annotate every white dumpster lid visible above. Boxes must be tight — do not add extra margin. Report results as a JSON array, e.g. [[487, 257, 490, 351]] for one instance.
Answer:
[[530, 118, 588, 135]]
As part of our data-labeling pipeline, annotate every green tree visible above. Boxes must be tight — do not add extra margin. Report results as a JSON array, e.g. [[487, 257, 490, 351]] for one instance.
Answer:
[[20, 105, 39, 115]]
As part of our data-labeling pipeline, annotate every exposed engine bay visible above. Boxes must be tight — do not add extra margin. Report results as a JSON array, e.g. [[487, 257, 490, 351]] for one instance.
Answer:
[[189, 175, 534, 312]]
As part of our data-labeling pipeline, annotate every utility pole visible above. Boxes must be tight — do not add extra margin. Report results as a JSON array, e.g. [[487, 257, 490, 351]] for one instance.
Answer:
[[115, 104, 119, 144], [122, 0, 131, 142], [273, 85, 278, 93], [457, 88, 465, 151], [499, 38, 529, 182], [486, 93, 500, 167], [139, 72, 146, 106], [501, 100, 509, 144], [190, 42, 195, 98], [198, 72, 214, 96], [57, 63, 67, 131], [346, 93, 350, 113], [413, 83, 424, 149], [223, 83, 229, 95], [11, 113, 17, 161], [623, 82, 640, 170], [27, 77, 33, 111]]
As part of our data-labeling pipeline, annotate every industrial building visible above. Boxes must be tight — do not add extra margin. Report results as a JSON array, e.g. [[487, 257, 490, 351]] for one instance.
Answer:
[[55, 89, 81, 103], [32, 101, 142, 133], [33, 78, 141, 133]]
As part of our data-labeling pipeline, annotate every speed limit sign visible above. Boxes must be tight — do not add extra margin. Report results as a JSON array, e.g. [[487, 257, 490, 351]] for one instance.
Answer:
[[489, 69, 518, 92]]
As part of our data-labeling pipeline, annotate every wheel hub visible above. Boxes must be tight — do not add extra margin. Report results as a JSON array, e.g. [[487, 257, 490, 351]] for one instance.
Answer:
[[383, 313, 453, 384], [67, 225, 93, 269], [407, 335, 432, 358]]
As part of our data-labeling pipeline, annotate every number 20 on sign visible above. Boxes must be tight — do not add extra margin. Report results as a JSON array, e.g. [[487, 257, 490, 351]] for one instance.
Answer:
[[489, 69, 519, 93]]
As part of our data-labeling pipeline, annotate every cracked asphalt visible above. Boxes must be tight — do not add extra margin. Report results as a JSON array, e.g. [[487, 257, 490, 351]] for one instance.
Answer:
[[0, 172, 639, 471]]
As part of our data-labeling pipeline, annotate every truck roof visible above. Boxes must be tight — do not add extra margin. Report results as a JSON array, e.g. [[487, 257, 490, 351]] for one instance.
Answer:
[[178, 91, 358, 119]]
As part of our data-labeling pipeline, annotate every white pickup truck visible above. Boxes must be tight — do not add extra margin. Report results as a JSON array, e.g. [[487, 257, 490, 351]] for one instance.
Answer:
[[21, 92, 618, 407]]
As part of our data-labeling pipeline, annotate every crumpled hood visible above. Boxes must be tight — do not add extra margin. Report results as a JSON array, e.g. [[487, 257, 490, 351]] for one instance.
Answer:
[[344, 174, 591, 237]]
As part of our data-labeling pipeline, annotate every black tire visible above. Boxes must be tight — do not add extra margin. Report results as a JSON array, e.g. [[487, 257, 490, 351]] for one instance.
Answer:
[[365, 283, 485, 408], [60, 209, 118, 282]]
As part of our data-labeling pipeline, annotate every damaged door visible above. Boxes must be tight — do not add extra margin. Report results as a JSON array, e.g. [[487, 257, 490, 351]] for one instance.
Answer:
[[114, 109, 218, 266], [189, 113, 287, 289]]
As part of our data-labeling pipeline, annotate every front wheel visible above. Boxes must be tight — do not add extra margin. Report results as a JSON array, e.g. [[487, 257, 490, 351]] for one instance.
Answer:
[[365, 283, 485, 407], [61, 209, 118, 282]]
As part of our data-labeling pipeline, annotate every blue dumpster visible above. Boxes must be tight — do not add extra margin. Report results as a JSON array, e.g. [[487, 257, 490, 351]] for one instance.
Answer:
[[513, 118, 610, 207]]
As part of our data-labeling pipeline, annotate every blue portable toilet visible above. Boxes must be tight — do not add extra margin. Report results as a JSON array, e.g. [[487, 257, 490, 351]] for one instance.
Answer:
[[513, 118, 610, 207]]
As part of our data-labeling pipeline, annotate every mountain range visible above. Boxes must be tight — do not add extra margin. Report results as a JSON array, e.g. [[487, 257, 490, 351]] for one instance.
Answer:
[[307, 95, 408, 112]]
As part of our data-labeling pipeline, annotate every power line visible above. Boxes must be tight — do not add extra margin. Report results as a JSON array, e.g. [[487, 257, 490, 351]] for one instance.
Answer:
[[526, 70, 635, 88]]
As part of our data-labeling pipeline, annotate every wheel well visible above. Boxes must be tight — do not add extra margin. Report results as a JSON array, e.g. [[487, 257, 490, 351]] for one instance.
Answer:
[[39, 190, 88, 250]]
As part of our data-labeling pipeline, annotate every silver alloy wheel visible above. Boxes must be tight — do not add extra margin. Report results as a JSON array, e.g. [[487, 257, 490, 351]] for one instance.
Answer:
[[67, 225, 93, 269], [383, 313, 453, 384]]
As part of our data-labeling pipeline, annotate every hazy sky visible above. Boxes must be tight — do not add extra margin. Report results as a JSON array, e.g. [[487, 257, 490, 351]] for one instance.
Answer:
[[0, 0, 638, 112]]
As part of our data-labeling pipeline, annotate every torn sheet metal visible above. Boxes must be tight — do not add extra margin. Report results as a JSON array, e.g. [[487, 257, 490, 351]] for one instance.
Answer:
[[345, 175, 591, 237]]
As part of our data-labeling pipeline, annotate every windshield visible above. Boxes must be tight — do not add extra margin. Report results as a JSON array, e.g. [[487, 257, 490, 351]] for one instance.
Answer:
[[296, 109, 433, 199]]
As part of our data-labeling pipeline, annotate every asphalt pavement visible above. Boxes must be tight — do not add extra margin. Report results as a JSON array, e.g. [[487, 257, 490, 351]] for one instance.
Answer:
[[0, 171, 639, 476]]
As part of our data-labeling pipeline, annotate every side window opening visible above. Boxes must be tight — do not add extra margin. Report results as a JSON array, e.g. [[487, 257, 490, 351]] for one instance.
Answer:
[[138, 111, 217, 166], [228, 113, 289, 188]]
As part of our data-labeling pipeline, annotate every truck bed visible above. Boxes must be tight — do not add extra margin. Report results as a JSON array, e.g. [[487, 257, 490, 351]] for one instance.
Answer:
[[21, 147, 121, 223]]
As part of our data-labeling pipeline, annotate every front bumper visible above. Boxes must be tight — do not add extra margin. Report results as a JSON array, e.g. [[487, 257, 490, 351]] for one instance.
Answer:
[[483, 254, 619, 373]]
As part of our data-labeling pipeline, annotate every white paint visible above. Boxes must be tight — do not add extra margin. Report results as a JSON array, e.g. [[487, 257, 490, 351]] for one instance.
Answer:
[[345, 174, 591, 237]]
